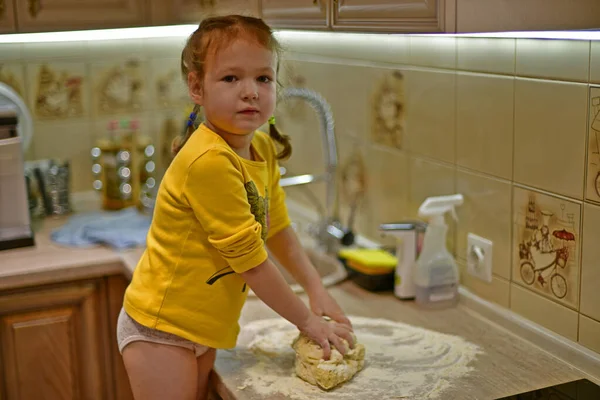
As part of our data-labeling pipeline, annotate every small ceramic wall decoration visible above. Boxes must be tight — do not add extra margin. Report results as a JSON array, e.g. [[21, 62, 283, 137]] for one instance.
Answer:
[[371, 70, 405, 149], [34, 63, 85, 119], [95, 58, 144, 115], [0, 63, 24, 97], [513, 187, 581, 308], [153, 60, 189, 108], [587, 86, 600, 204]]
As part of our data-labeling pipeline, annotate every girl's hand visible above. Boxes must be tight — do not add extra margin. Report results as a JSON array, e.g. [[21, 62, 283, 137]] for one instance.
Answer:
[[298, 314, 354, 360], [308, 288, 353, 330]]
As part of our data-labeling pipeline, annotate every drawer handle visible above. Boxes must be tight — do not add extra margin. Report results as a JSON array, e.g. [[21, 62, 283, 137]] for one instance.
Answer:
[[29, 0, 41, 18]]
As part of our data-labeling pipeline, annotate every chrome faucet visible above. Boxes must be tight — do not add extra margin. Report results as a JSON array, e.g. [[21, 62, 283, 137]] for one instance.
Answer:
[[278, 87, 345, 254]]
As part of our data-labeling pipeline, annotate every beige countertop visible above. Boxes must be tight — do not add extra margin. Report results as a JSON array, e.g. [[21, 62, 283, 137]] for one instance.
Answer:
[[1, 216, 594, 399]]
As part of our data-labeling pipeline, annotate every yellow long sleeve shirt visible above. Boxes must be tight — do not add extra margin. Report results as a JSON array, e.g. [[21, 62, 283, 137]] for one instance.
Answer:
[[123, 123, 291, 349]]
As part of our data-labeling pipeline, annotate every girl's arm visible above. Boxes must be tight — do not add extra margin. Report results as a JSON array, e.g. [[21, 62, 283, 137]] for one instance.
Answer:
[[240, 257, 352, 359], [267, 226, 352, 328]]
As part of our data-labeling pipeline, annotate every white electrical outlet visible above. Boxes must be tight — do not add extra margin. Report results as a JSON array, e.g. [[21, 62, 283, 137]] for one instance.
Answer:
[[467, 233, 493, 283]]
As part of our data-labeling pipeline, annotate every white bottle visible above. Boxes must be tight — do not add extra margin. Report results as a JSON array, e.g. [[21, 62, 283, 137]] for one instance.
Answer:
[[414, 194, 463, 309]]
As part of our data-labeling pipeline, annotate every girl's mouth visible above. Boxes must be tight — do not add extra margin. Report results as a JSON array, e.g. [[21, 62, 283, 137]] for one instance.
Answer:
[[239, 109, 259, 115]]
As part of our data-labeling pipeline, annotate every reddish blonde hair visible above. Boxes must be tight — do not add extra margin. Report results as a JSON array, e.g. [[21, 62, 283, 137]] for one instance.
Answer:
[[172, 15, 291, 160]]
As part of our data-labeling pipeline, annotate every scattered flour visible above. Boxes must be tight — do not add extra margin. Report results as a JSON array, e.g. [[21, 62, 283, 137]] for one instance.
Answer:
[[237, 316, 483, 399]]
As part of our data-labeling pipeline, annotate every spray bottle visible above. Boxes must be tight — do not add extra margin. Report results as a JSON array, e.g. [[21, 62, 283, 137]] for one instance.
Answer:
[[414, 194, 463, 309]]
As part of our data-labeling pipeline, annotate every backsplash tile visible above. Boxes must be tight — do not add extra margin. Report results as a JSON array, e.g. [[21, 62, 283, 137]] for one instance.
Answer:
[[456, 169, 512, 280], [515, 39, 590, 82], [456, 38, 515, 75], [22, 41, 87, 61], [149, 58, 189, 110], [458, 260, 510, 308], [579, 315, 600, 353], [27, 62, 88, 120], [591, 41, 600, 84], [456, 72, 514, 180], [408, 36, 456, 70], [91, 58, 146, 116], [586, 86, 600, 204], [370, 70, 406, 149], [580, 202, 600, 321], [0, 63, 26, 97], [510, 283, 579, 341], [405, 68, 456, 163], [513, 78, 587, 199], [512, 187, 581, 309]]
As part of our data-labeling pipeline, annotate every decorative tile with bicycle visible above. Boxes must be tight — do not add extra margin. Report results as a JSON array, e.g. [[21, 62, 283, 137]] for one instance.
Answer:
[[513, 187, 582, 309], [586, 86, 600, 204]]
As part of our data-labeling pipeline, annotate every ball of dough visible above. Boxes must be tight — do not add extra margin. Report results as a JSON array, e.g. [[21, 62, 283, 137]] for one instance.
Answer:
[[291, 332, 365, 390]]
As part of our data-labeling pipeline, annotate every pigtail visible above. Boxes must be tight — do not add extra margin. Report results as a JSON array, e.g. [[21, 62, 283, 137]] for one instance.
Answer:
[[268, 117, 292, 161], [172, 104, 201, 156]]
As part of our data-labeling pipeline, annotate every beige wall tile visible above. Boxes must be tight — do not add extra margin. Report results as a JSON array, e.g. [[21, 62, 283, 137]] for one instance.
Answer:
[[365, 145, 409, 240], [586, 86, 600, 204], [22, 41, 87, 61], [405, 69, 456, 164], [580, 202, 600, 321], [0, 63, 26, 100], [409, 36, 456, 70], [516, 39, 590, 82], [514, 79, 587, 199], [370, 70, 406, 150], [149, 58, 189, 110], [512, 187, 581, 309], [510, 283, 579, 341], [91, 58, 147, 117], [458, 260, 510, 307], [590, 41, 600, 84], [143, 37, 188, 60], [279, 32, 410, 65], [456, 38, 515, 75], [0, 44, 22, 61], [456, 169, 512, 279], [408, 156, 456, 252], [579, 315, 600, 354], [336, 135, 373, 239], [26, 62, 89, 120], [456, 73, 514, 180], [87, 39, 145, 60], [32, 120, 93, 193]]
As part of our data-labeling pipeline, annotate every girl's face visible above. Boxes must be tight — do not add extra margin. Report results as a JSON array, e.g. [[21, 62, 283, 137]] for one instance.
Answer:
[[191, 38, 277, 136]]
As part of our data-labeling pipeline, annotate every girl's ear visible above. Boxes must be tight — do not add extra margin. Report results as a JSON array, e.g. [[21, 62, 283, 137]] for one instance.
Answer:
[[188, 71, 203, 105]]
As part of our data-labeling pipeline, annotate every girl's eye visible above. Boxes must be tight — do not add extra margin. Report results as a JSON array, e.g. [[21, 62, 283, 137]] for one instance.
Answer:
[[258, 75, 272, 83], [223, 75, 237, 82]]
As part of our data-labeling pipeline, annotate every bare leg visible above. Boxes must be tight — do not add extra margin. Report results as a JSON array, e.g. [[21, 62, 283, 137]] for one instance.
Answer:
[[122, 341, 198, 400], [197, 348, 217, 400]]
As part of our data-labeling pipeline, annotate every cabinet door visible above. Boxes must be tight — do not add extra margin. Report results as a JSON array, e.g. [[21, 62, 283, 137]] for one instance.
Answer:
[[332, 0, 455, 33], [456, 0, 600, 33], [0, 0, 16, 33], [262, 0, 329, 29], [0, 281, 109, 400], [149, 0, 260, 26], [106, 275, 134, 400], [15, 0, 147, 33]]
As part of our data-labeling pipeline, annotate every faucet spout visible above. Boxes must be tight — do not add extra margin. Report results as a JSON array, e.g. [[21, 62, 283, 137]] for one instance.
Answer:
[[280, 87, 342, 253]]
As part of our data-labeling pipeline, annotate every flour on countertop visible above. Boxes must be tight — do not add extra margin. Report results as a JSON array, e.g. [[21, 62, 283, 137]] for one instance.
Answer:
[[236, 316, 483, 400]]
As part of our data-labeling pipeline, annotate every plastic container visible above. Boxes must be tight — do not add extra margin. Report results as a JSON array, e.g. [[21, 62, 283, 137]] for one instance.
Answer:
[[338, 248, 397, 292]]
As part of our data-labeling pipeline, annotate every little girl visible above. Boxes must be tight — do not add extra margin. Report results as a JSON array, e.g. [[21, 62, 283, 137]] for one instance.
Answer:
[[117, 15, 354, 400]]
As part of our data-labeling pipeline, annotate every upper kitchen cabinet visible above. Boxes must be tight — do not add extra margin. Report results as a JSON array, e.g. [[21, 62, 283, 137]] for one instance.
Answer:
[[332, 0, 456, 33], [0, 0, 16, 33], [15, 0, 147, 33], [262, 0, 329, 30], [149, 0, 260, 26], [456, 0, 600, 32]]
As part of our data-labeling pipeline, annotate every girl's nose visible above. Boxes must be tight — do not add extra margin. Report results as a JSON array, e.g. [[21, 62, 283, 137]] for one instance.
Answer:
[[242, 81, 259, 100]]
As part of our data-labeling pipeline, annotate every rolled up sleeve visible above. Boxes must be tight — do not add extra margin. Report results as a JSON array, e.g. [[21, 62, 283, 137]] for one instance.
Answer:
[[182, 148, 268, 273]]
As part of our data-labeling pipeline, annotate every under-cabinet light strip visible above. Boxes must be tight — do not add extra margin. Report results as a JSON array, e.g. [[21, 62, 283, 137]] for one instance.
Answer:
[[0, 24, 599, 44]]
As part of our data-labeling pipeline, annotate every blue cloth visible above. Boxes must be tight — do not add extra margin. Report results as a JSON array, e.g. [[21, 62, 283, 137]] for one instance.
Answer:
[[51, 207, 152, 250]]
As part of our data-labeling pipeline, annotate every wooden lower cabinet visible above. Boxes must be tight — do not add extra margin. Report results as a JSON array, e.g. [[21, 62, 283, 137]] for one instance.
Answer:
[[0, 275, 133, 400]]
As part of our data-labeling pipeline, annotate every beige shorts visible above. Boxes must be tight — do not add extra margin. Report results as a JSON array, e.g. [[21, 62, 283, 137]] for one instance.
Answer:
[[117, 308, 210, 358]]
